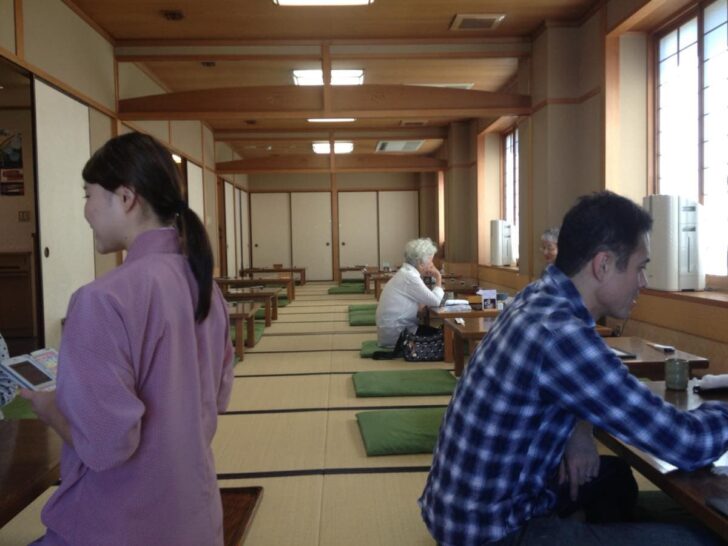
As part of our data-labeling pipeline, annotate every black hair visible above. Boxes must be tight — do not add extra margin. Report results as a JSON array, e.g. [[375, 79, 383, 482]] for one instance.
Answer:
[[82, 132, 213, 322], [554, 191, 653, 277]]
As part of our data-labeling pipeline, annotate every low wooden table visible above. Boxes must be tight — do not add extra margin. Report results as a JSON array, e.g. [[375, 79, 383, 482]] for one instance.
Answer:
[[221, 287, 281, 327], [441, 277, 481, 296], [595, 380, 728, 539], [240, 267, 306, 285], [227, 301, 261, 360], [432, 307, 500, 363], [605, 337, 709, 379], [371, 272, 395, 299], [221, 486, 263, 546], [216, 277, 295, 302], [0, 419, 62, 528], [443, 319, 709, 379], [444, 317, 498, 376]]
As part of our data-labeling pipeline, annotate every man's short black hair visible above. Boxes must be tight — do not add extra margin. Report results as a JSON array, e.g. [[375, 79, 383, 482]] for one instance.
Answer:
[[555, 191, 653, 277]]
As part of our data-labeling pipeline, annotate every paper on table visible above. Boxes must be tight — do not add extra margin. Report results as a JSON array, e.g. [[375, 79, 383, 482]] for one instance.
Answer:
[[444, 299, 470, 306]]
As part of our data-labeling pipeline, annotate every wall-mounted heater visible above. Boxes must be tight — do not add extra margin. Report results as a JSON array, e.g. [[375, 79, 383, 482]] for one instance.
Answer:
[[643, 194, 704, 291], [490, 219, 513, 266]]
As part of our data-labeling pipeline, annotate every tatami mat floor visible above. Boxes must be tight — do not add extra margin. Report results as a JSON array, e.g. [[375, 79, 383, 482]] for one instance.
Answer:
[[0, 281, 443, 546]]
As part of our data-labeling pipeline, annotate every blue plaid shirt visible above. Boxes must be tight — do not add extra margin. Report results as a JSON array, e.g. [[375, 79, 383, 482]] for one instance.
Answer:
[[419, 265, 728, 545]]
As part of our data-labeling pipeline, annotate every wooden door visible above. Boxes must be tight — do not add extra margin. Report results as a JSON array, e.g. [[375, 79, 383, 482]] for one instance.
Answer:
[[291, 192, 332, 280], [378, 190, 419, 268], [338, 191, 378, 269], [250, 193, 291, 267]]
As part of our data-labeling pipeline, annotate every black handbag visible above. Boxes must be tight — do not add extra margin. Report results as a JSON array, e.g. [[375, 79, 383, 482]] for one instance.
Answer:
[[402, 326, 444, 362]]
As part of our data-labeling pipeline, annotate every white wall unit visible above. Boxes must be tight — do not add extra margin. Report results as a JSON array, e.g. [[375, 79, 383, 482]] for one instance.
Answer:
[[643, 194, 704, 291], [338, 191, 379, 268], [34, 79, 94, 348], [250, 193, 291, 267], [291, 192, 333, 280], [378, 190, 419, 268]]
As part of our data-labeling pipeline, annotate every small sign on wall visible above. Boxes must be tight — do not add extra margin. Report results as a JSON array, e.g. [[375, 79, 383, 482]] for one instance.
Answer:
[[0, 130, 24, 196]]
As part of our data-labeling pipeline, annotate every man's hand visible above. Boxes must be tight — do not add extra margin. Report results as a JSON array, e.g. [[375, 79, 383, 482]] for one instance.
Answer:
[[19, 388, 73, 446], [559, 421, 600, 501]]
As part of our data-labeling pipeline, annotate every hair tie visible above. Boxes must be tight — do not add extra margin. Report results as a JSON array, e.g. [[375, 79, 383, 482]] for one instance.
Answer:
[[175, 200, 188, 214]]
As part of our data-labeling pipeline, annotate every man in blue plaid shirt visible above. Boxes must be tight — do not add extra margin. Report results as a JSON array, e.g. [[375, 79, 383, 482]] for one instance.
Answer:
[[420, 192, 727, 545]]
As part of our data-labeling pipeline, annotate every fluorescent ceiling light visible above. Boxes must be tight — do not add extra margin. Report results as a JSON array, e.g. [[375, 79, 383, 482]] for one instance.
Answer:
[[274, 0, 374, 5], [312, 141, 354, 154], [293, 69, 364, 86], [307, 118, 356, 123]]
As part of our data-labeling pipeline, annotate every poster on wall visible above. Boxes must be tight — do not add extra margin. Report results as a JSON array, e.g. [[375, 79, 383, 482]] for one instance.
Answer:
[[0, 130, 24, 196]]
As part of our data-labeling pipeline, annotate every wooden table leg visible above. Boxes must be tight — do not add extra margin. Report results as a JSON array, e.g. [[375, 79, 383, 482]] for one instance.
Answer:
[[300, 270, 306, 285], [264, 299, 272, 326], [453, 330, 464, 377], [272, 296, 279, 321], [245, 316, 256, 348], [444, 325, 454, 363], [234, 317, 244, 360]]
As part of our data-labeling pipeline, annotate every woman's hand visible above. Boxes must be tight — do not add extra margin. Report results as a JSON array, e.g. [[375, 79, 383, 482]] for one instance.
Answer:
[[423, 263, 442, 286], [19, 388, 74, 446]]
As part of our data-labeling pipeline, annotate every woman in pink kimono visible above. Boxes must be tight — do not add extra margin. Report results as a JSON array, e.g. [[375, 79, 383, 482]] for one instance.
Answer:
[[22, 133, 235, 546]]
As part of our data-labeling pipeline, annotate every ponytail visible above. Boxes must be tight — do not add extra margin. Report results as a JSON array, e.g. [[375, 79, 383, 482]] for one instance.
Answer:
[[176, 207, 213, 322]]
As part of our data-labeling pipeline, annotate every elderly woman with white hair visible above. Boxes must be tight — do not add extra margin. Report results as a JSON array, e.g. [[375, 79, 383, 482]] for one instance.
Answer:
[[375, 238, 444, 348]]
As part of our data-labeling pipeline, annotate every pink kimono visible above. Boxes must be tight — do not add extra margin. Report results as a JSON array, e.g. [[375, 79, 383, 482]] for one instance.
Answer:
[[35, 228, 234, 546]]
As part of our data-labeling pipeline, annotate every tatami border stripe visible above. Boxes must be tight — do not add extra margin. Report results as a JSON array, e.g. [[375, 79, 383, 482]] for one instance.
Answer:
[[234, 369, 455, 378], [223, 404, 449, 415], [217, 466, 431, 480]]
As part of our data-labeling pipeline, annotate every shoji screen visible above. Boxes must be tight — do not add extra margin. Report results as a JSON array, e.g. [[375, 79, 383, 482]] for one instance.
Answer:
[[224, 181, 236, 277], [34, 79, 94, 348]]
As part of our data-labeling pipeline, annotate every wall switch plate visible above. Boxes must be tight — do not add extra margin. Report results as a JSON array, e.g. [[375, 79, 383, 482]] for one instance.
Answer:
[[18, 210, 30, 222]]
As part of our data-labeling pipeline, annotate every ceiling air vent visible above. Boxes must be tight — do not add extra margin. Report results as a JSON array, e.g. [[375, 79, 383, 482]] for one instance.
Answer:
[[450, 13, 505, 31], [375, 140, 424, 153]]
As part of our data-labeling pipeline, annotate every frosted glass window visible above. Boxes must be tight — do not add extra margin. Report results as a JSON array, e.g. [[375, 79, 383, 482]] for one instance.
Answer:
[[656, 1, 728, 275], [502, 128, 519, 263]]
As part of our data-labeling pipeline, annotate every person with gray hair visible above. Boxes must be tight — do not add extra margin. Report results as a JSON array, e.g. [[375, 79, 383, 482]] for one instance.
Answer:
[[375, 238, 444, 348], [541, 226, 560, 265]]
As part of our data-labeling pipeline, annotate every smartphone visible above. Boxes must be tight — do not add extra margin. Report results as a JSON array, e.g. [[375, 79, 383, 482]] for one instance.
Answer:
[[0, 355, 56, 391]]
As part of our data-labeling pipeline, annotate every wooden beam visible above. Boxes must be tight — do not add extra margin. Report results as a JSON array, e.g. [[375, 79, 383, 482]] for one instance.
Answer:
[[118, 85, 531, 120], [217, 153, 446, 174], [215, 127, 449, 140]]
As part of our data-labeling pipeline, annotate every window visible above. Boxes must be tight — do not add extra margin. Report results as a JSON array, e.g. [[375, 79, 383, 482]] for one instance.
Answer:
[[656, 0, 728, 275], [503, 127, 519, 263]]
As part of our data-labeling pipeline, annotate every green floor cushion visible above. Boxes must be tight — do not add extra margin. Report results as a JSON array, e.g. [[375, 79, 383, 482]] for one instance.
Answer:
[[230, 321, 265, 346], [1, 396, 36, 420], [349, 312, 376, 326], [340, 279, 365, 285], [328, 284, 366, 295], [348, 303, 377, 312], [353, 369, 456, 397], [356, 407, 447, 456], [360, 340, 390, 358], [278, 296, 289, 306]]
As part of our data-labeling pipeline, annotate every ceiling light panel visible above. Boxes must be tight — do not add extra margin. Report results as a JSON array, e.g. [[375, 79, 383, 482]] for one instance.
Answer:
[[293, 69, 364, 86], [312, 141, 354, 154], [307, 118, 357, 123]]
